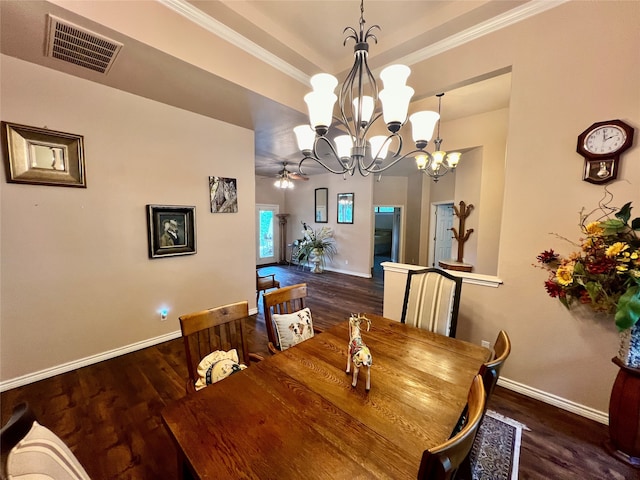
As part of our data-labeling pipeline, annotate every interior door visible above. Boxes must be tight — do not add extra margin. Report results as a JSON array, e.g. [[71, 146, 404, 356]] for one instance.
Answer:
[[433, 203, 454, 267], [256, 204, 279, 265]]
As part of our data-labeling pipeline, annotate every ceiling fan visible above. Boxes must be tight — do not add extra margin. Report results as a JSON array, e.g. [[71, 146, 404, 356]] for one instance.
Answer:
[[274, 162, 308, 188]]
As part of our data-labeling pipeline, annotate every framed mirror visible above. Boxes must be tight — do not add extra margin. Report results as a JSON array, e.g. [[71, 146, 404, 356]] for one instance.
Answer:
[[337, 193, 354, 224], [315, 188, 328, 223]]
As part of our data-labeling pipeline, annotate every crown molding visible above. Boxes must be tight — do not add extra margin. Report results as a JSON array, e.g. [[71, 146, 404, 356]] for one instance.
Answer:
[[159, 0, 567, 85], [157, 0, 309, 84], [395, 0, 569, 67]]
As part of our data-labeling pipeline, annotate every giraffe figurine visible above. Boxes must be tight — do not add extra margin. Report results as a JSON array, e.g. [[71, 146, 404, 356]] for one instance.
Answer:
[[346, 313, 373, 391]]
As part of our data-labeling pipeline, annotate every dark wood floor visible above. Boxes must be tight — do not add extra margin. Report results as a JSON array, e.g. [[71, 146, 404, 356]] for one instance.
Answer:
[[1, 265, 637, 479]]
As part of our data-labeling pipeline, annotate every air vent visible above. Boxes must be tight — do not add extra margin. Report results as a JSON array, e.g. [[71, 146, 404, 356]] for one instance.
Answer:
[[46, 15, 123, 74]]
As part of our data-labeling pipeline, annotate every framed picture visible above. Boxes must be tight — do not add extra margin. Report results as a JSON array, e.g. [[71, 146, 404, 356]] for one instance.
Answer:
[[2, 121, 86, 187], [146, 205, 196, 258], [337, 192, 354, 224], [209, 176, 238, 213]]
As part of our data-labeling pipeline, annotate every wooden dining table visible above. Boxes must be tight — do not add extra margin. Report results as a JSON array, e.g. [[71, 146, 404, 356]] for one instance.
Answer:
[[162, 314, 490, 479]]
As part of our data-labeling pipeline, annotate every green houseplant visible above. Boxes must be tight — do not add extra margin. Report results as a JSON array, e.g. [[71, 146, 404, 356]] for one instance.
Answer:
[[296, 223, 337, 273]]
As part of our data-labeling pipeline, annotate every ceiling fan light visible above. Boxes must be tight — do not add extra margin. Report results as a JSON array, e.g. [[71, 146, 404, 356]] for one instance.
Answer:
[[379, 85, 414, 126], [409, 111, 440, 145], [294, 124, 315, 151], [369, 135, 390, 160]]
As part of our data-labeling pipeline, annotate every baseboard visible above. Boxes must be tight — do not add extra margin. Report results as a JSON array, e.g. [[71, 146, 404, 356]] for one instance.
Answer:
[[498, 376, 609, 425], [0, 330, 182, 393]]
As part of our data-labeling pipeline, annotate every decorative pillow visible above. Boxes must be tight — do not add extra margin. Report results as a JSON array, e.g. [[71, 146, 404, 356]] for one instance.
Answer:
[[7, 421, 91, 480], [272, 307, 315, 350], [195, 349, 247, 391]]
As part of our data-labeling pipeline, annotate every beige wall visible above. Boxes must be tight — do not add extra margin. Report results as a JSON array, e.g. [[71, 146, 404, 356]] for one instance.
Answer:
[[282, 173, 374, 277], [435, 1, 640, 413], [0, 55, 256, 383]]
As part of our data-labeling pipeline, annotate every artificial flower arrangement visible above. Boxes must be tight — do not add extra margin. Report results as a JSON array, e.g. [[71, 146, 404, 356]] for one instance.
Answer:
[[535, 199, 640, 331], [296, 222, 338, 267]]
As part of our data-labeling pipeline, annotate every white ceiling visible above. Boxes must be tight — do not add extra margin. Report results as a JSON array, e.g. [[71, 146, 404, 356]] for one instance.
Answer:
[[0, 1, 553, 179]]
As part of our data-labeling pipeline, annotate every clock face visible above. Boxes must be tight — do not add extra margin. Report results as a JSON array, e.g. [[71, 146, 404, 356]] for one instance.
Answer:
[[584, 125, 628, 155]]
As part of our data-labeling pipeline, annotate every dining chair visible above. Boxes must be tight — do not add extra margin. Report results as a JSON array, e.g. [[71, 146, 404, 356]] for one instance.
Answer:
[[417, 375, 486, 480], [256, 269, 280, 300], [480, 330, 511, 408], [263, 283, 322, 354], [179, 300, 263, 394], [1, 402, 91, 480], [400, 268, 462, 337]]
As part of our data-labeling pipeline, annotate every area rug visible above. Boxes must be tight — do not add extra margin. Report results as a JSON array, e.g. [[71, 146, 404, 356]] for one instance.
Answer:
[[470, 410, 528, 480]]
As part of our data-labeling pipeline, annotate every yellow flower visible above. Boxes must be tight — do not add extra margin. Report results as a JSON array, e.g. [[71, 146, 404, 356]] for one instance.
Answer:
[[585, 222, 604, 236], [556, 265, 574, 286], [605, 242, 628, 257]]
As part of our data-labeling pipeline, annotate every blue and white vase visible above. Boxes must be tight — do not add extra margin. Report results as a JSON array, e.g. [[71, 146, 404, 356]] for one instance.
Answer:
[[618, 324, 640, 369]]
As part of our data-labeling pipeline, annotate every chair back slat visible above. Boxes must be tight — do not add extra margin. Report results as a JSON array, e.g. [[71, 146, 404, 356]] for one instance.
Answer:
[[179, 301, 250, 393], [263, 283, 307, 352], [401, 268, 462, 337]]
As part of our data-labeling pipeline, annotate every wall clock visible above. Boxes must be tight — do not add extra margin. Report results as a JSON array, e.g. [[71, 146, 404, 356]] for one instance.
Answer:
[[577, 119, 634, 184]]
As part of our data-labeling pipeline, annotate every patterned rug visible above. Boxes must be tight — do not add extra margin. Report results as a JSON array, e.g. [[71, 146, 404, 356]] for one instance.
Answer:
[[470, 410, 528, 480]]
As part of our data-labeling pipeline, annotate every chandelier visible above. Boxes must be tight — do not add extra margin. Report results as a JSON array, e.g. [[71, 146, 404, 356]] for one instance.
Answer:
[[293, 0, 457, 180], [416, 93, 462, 182]]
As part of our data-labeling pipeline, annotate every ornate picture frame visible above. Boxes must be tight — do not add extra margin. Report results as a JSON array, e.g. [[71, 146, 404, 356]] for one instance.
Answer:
[[2, 122, 86, 187], [146, 205, 196, 258]]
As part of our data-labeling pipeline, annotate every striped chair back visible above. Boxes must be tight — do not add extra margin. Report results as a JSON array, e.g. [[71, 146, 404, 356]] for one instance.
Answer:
[[400, 268, 462, 337]]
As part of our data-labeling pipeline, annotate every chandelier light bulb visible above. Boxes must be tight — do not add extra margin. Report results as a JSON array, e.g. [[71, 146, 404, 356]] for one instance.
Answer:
[[310, 73, 338, 93], [415, 154, 428, 170], [379, 64, 411, 88], [379, 85, 414, 129], [353, 96, 374, 125], [293, 124, 315, 152], [432, 151, 446, 166], [304, 91, 337, 132], [447, 152, 462, 168], [369, 135, 390, 160], [334, 135, 353, 160], [409, 111, 440, 146]]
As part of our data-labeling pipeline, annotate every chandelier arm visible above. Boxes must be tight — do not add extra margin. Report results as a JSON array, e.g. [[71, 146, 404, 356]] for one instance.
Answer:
[[299, 137, 355, 175], [367, 147, 432, 174], [359, 131, 402, 172]]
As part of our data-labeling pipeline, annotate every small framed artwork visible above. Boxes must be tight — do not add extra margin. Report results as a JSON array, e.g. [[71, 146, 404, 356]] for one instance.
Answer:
[[209, 176, 238, 213], [2, 121, 86, 187], [337, 192, 354, 224], [146, 205, 196, 258]]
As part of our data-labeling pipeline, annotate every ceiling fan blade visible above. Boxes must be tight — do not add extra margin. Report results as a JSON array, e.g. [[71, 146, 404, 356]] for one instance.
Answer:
[[289, 172, 309, 181]]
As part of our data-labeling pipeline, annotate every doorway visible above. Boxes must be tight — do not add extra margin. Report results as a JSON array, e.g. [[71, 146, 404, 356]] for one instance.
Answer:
[[256, 204, 279, 265], [428, 202, 454, 267], [373, 206, 402, 274]]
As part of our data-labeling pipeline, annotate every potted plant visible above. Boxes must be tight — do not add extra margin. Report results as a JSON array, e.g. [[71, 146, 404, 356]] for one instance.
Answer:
[[296, 223, 337, 273], [535, 198, 640, 365]]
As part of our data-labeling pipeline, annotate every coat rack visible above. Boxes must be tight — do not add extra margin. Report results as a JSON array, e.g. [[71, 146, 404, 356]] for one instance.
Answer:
[[439, 201, 474, 273]]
